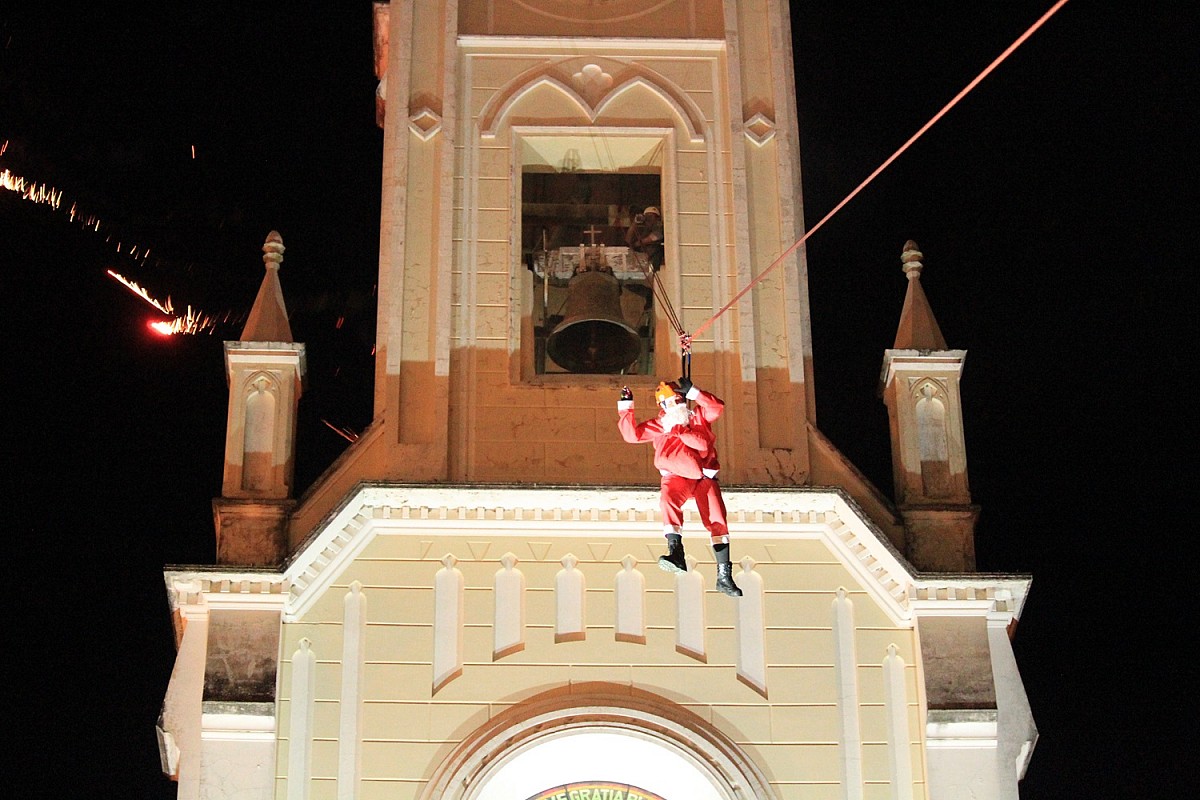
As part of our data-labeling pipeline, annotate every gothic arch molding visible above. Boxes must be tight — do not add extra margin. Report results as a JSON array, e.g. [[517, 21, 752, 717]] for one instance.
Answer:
[[908, 376, 948, 402], [508, 0, 678, 25], [479, 60, 707, 142], [241, 369, 279, 396], [419, 684, 777, 800]]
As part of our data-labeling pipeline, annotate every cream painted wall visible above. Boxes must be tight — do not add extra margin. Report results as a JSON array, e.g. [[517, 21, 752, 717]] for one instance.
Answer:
[[272, 520, 925, 799]]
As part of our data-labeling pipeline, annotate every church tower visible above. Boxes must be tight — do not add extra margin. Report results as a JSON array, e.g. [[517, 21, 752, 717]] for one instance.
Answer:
[[158, 4, 1037, 799]]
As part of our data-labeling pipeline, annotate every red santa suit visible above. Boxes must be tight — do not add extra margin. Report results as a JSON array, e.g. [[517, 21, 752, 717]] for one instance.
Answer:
[[687, 387, 730, 543], [618, 385, 731, 543]]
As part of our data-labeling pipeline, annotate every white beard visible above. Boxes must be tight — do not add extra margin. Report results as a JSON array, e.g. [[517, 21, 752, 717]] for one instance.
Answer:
[[662, 404, 692, 431]]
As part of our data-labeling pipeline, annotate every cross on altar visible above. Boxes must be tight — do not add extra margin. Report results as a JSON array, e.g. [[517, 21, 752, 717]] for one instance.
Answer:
[[583, 225, 603, 246]]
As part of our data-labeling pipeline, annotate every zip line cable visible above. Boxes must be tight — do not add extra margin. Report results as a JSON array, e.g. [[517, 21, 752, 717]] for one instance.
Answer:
[[644, 262, 684, 336], [632, 252, 691, 376], [688, 0, 1070, 342]]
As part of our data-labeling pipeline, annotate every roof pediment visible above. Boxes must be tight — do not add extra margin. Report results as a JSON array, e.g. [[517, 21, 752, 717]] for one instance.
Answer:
[[166, 483, 1029, 627]]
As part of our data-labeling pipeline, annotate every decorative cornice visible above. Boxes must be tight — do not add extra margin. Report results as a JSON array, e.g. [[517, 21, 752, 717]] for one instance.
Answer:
[[909, 576, 1031, 619], [285, 485, 914, 625], [164, 484, 1030, 627], [164, 570, 290, 615], [880, 348, 968, 389]]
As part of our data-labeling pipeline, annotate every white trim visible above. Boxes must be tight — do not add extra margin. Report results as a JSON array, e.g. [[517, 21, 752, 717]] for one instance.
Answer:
[[454, 53, 480, 473], [884, 645, 916, 800], [614, 555, 646, 643], [433, 556, 465, 693], [433, 5, 458, 381], [674, 555, 706, 660], [160, 605, 209, 799], [286, 639, 316, 800], [199, 711, 275, 740], [554, 554, 586, 642], [881, 349, 969, 387], [337, 583, 366, 799], [734, 557, 766, 695], [377, 0, 415, 380], [457, 36, 726, 52], [988, 618, 1039, 781], [493, 553, 526, 658], [833, 588, 864, 800], [225, 350, 304, 368], [165, 486, 1029, 629]]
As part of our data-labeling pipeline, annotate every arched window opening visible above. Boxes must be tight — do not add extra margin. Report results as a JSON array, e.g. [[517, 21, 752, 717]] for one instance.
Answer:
[[521, 135, 663, 376]]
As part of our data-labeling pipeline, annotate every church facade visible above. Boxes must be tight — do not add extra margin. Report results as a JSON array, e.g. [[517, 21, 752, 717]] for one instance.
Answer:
[[157, 3, 1037, 799]]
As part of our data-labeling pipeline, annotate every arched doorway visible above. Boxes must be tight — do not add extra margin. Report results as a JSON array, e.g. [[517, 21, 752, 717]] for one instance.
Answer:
[[421, 685, 776, 800], [479, 730, 717, 799]]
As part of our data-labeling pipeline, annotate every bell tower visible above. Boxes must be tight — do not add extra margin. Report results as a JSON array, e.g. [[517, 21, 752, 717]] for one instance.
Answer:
[[287, 0, 840, 539]]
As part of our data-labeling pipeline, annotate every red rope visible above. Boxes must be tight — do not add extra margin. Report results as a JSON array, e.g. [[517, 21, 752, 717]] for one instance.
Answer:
[[691, 0, 1070, 339]]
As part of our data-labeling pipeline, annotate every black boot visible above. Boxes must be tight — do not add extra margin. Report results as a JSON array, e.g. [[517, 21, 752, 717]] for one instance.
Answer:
[[658, 534, 687, 574], [715, 562, 743, 597]]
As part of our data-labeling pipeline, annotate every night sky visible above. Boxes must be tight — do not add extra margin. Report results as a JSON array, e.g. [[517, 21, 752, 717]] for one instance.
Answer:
[[3, 2, 1188, 797]]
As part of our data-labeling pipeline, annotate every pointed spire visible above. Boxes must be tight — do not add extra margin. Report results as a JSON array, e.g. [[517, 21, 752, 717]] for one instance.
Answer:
[[893, 240, 947, 350], [240, 231, 294, 343]]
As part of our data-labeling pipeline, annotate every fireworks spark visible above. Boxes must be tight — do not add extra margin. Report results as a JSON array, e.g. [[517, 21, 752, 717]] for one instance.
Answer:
[[1, 168, 63, 208], [5, 153, 235, 336], [107, 269, 174, 315], [3, 165, 152, 264], [148, 306, 219, 336], [322, 419, 360, 443], [106, 269, 223, 335]]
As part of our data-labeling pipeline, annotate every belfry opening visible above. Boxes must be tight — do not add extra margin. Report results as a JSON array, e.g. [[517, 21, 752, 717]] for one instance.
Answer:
[[520, 134, 663, 375]]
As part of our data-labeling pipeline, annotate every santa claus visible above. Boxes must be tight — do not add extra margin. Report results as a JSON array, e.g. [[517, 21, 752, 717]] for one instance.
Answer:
[[617, 378, 742, 597]]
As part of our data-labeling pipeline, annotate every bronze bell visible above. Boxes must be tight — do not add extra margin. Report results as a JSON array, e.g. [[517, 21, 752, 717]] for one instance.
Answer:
[[546, 271, 642, 373]]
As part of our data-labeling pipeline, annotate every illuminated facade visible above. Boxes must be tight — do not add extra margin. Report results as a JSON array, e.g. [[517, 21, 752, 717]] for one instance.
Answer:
[[158, 3, 1036, 799]]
